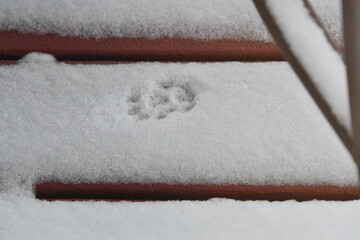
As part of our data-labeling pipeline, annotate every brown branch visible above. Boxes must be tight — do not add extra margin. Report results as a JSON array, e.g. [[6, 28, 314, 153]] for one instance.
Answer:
[[343, 0, 360, 180]]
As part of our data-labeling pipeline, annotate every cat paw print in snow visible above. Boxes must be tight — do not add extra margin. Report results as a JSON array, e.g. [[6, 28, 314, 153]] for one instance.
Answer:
[[126, 79, 197, 120]]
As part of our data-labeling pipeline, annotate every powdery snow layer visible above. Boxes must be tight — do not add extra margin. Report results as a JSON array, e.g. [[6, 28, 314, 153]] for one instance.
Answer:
[[0, 196, 359, 240], [0, 0, 342, 44], [265, 0, 351, 134], [0, 53, 358, 191], [308, 0, 343, 46]]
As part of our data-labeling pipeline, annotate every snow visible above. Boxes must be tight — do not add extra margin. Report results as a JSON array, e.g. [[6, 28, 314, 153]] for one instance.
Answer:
[[0, 0, 342, 45], [0, 3, 355, 238], [265, 0, 351, 133], [308, 0, 343, 46], [0, 53, 358, 191], [19, 52, 57, 64], [1, 194, 360, 240]]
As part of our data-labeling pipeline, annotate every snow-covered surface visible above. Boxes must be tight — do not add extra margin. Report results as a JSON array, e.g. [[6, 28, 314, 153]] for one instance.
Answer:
[[0, 0, 342, 45], [0, 53, 358, 191], [1, 195, 359, 240], [308, 0, 343, 46], [265, 0, 351, 133]]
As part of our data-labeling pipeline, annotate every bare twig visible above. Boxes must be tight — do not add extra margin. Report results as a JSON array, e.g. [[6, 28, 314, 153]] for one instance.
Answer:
[[343, 0, 360, 177]]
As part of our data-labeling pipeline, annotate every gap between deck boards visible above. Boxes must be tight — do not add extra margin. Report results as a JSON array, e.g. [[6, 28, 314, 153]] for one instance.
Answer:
[[36, 183, 360, 202], [0, 30, 284, 62]]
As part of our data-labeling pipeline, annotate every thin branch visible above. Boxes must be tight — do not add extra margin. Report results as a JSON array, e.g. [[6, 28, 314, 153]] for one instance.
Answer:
[[343, 0, 360, 179]]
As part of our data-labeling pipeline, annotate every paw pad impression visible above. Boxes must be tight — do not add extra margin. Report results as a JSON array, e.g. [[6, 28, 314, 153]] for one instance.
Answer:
[[126, 78, 197, 120]]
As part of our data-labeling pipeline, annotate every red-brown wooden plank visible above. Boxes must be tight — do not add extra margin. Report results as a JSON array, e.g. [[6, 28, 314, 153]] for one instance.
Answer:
[[0, 30, 283, 61], [36, 183, 360, 202]]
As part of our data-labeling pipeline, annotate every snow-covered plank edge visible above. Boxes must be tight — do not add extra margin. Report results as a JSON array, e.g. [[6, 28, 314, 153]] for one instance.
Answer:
[[1, 198, 360, 240], [3, 56, 358, 192], [35, 182, 360, 201], [0, 30, 283, 61]]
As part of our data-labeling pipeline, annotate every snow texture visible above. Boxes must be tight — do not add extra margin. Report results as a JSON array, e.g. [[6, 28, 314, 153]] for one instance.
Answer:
[[0, 53, 358, 191], [1, 195, 360, 240], [308, 0, 343, 46], [0, 0, 343, 45], [265, 0, 351, 133], [126, 79, 196, 121]]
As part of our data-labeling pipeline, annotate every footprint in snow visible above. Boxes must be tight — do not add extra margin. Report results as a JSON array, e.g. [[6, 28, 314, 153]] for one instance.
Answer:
[[126, 78, 197, 120]]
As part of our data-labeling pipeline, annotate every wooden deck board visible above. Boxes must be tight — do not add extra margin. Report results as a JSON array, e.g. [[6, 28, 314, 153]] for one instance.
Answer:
[[0, 30, 283, 61], [36, 182, 360, 202]]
